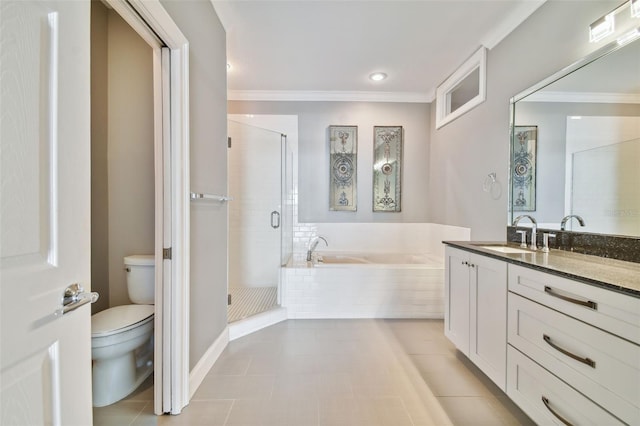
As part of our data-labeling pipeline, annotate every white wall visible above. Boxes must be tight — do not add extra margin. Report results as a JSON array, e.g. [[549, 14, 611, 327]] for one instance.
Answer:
[[428, 1, 624, 240], [160, 0, 229, 370], [228, 101, 431, 223]]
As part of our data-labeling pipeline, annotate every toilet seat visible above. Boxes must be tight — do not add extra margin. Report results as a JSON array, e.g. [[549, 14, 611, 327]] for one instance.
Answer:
[[92, 305, 154, 338]]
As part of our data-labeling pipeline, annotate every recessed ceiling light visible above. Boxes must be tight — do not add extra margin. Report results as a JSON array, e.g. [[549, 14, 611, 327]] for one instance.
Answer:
[[369, 72, 387, 81]]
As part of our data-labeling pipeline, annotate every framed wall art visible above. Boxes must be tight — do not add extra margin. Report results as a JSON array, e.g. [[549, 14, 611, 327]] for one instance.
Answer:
[[511, 125, 537, 212], [373, 126, 403, 212], [329, 125, 357, 211]]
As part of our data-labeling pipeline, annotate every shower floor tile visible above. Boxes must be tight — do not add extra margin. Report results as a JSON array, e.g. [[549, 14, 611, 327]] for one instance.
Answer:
[[228, 286, 278, 323]]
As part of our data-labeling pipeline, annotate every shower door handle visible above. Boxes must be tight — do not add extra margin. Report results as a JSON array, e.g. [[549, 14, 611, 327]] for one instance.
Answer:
[[270, 211, 281, 229]]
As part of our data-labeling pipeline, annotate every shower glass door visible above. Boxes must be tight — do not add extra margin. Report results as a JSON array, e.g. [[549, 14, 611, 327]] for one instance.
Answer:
[[227, 120, 288, 322]]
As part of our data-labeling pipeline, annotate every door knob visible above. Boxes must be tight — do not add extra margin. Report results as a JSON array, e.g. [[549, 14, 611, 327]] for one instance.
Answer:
[[55, 283, 99, 316]]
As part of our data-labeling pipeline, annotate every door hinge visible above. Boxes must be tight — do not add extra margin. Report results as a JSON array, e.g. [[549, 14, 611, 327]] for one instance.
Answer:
[[228, 137, 232, 148], [228, 294, 232, 305], [163, 248, 172, 260]]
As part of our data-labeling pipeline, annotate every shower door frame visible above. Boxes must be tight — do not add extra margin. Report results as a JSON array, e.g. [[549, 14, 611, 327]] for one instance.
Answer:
[[227, 121, 286, 294]]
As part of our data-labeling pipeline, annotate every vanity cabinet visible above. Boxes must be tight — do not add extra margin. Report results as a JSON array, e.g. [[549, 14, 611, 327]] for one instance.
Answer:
[[444, 246, 507, 390], [507, 264, 640, 425]]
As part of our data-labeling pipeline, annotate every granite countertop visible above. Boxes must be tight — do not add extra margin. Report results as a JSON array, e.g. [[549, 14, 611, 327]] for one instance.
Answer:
[[444, 241, 640, 298]]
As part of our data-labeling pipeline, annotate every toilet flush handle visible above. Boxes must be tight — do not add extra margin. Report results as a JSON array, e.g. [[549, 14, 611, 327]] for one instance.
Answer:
[[54, 283, 99, 317]]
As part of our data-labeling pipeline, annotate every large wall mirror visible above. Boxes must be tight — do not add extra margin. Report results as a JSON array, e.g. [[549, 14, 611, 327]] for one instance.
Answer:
[[509, 37, 640, 237]]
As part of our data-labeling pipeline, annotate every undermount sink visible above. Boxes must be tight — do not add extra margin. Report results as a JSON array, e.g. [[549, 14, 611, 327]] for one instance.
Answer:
[[478, 245, 534, 254]]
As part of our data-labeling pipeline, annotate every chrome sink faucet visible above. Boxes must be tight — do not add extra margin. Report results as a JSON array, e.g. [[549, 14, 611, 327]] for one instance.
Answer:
[[560, 214, 585, 231], [513, 215, 538, 250], [307, 236, 328, 261]]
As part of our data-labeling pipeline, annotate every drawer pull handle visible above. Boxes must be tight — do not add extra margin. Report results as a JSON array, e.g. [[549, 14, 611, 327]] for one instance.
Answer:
[[544, 286, 598, 310], [543, 334, 596, 368], [542, 396, 574, 426]]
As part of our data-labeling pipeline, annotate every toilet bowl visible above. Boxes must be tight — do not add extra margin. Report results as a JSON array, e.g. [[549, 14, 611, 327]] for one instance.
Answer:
[[91, 255, 155, 407]]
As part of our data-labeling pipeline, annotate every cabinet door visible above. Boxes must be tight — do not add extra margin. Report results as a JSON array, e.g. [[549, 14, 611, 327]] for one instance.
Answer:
[[445, 247, 470, 355], [470, 253, 507, 390]]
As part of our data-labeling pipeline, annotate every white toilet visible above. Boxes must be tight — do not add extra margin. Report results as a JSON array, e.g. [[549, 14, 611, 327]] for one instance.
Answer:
[[91, 255, 155, 407]]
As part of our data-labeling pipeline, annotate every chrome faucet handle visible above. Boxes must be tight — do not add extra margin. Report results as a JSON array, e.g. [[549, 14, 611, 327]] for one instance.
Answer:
[[541, 233, 556, 253], [515, 230, 528, 248]]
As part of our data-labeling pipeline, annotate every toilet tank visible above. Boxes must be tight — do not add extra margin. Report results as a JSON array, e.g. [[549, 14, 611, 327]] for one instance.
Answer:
[[124, 255, 155, 304]]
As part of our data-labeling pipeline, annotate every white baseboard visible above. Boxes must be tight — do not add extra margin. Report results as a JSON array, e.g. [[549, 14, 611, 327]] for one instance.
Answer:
[[189, 326, 229, 399], [229, 307, 287, 341]]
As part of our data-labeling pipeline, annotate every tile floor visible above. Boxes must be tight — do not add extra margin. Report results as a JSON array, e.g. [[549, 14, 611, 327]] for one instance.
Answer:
[[93, 319, 534, 426]]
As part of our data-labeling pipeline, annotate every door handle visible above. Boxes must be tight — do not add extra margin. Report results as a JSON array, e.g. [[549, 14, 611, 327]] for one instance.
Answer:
[[55, 283, 99, 316], [271, 211, 281, 229]]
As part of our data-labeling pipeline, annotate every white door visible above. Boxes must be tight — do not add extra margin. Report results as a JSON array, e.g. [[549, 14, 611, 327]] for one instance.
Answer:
[[1, 1, 93, 425]]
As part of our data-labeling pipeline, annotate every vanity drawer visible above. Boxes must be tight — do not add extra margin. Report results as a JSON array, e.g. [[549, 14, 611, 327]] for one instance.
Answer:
[[507, 346, 625, 426], [508, 293, 640, 424], [508, 264, 640, 344]]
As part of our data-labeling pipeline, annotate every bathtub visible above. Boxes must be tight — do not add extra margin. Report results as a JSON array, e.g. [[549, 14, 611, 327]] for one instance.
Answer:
[[281, 252, 444, 319], [316, 252, 441, 267]]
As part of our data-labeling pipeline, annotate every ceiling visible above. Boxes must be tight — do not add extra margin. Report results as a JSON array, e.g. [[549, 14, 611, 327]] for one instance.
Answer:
[[212, 0, 546, 102]]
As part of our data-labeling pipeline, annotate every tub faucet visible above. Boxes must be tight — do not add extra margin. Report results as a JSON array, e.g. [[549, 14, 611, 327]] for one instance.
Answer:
[[513, 215, 538, 250], [307, 236, 328, 261], [560, 214, 585, 231]]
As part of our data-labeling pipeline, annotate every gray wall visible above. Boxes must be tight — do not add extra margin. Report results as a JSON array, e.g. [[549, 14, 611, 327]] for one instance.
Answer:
[[228, 101, 431, 223], [90, 1, 109, 314], [107, 11, 155, 308], [428, 0, 623, 240], [90, 4, 155, 311], [160, 0, 229, 370]]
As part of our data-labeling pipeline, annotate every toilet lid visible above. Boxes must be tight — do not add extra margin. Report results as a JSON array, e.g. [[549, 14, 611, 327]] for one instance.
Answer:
[[92, 305, 154, 337]]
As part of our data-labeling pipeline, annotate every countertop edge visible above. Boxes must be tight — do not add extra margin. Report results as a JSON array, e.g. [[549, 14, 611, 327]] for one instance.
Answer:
[[443, 241, 640, 298]]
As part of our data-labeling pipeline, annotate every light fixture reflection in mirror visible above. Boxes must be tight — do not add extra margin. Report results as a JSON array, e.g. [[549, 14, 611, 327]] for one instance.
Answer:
[[509, 37, 640, 237]]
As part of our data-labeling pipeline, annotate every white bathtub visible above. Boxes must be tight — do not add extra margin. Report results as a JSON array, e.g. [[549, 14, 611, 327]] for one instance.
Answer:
[[316, 252, 442, 267], [281, 252, 445, 319]]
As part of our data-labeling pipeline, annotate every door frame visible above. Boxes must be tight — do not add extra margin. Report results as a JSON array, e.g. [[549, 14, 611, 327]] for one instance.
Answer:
[[103, 0, 190, 415]]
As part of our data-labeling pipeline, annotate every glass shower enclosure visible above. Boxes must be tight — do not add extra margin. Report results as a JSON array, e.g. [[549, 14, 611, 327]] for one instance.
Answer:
[[227, 120, 293, 322]]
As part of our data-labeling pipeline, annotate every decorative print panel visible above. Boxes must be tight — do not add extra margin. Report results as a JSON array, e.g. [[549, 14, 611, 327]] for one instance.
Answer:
[[512, 125, 537, 212], [329, 126, 357, 211], [373, 126, 402, 212]]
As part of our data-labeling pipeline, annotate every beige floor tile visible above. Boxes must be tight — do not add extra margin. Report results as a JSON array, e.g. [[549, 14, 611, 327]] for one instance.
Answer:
[[488, 395, 537, 426], [410, 353, 468, 375], [193, 374, 275, 400], [356, 397, 414, 426], [94, 319, 533, 426], [224, 399, 269, 426], [271, 373, 319, 400], [262, 398, 319, 426], [316, 373, 354, 398], [419, 370, 493, 397], [207, 354, 252, 376], [318, 398, 369, 426], [437, 396, 512, 426], [93, 400, 147, 426]]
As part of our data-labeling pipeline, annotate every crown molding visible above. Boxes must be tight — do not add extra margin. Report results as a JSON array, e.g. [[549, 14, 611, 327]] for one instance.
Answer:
[[481, 0, 547, 49], [521, 91, 640, 104], [227, 90, 435, 103]]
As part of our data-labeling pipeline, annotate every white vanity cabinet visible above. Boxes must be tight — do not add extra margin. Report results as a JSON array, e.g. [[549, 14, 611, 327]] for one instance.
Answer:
[[507, 264, 640, 425], [444, 246, 508, 390]]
